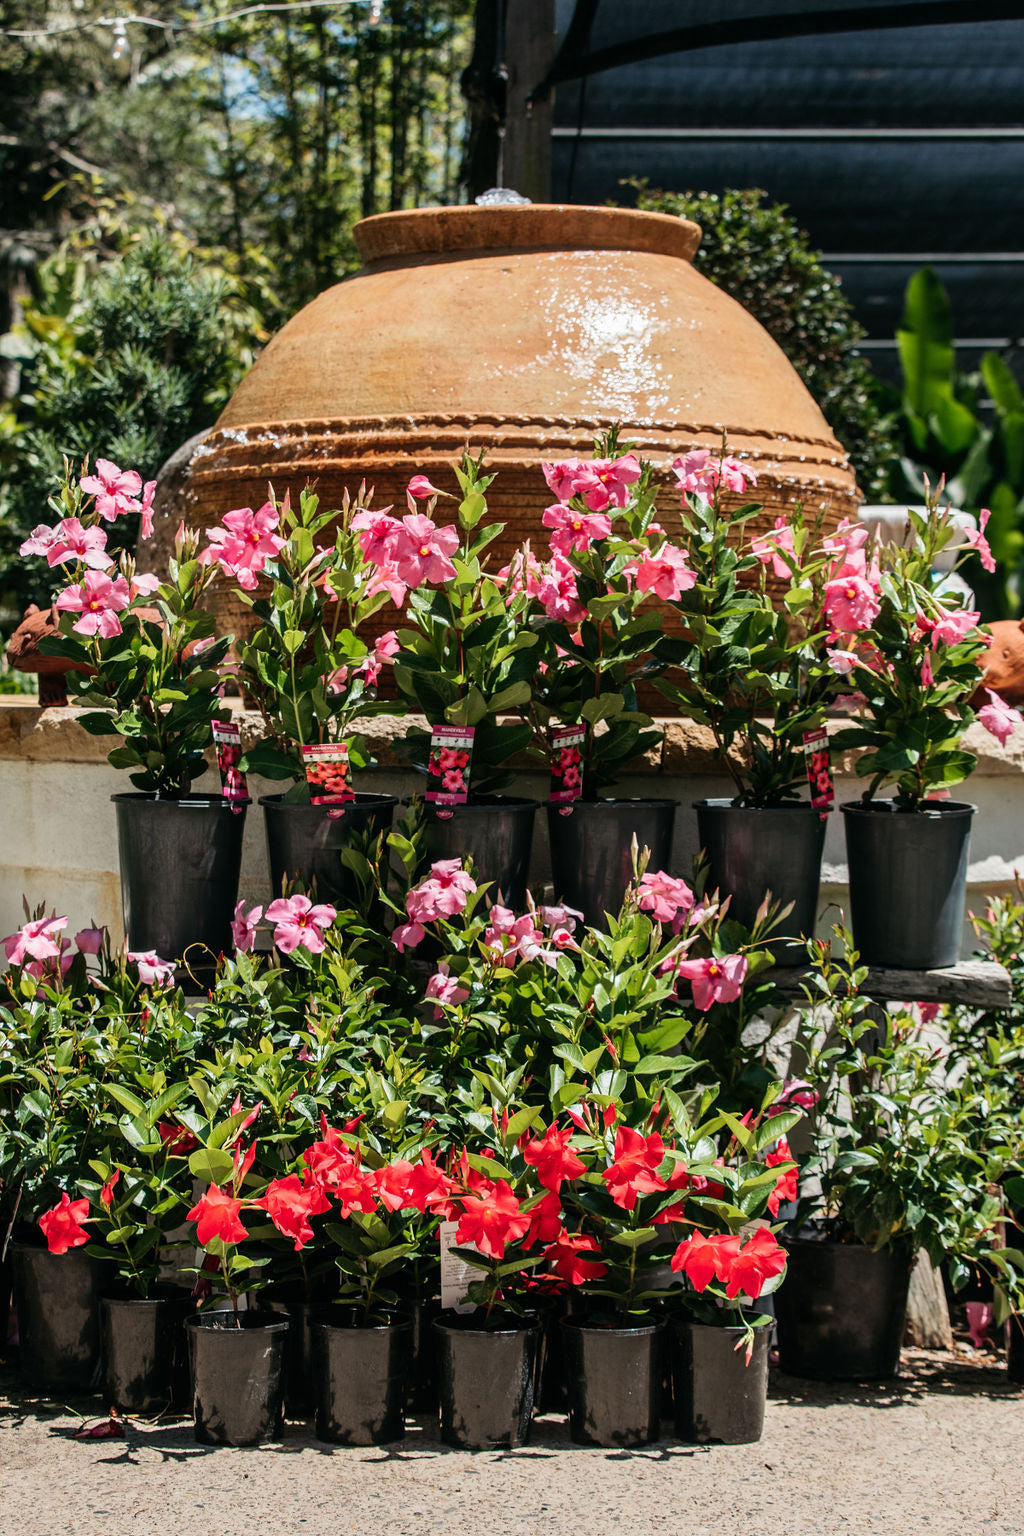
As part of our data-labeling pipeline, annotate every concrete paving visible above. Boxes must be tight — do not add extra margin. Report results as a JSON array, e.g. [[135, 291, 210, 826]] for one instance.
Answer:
[[1, 1349, 1021, 1536]]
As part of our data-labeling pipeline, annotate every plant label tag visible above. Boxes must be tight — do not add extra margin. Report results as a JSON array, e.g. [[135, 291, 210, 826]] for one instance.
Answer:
[[426, 724, 475, 819], [439, 1219, 476, 1313], [549, 723, 585, 814], [213, 720, 248, 812], [302, 742, 355, 807], [802, 727, 834, 814]]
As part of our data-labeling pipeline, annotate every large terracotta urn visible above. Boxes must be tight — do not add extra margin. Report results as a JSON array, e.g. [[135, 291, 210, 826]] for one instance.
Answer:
[[166, 203, 859, 637]]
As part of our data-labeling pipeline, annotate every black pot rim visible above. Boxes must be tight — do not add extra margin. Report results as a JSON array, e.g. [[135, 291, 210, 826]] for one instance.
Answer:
[[840, 798, 976, 818], [314, 1316, 413, 1335], [111, 791, 250, 808], [560, 1317, 664, 1338], [432, 1314, 540, 1337], [186, 1311, 289, 1334], [547, 797, 678, 810], [403, 794, 539, 811], [694, 797, 823, 814], [259, 791, 399, 809], [100, 1292, 191, 1310]]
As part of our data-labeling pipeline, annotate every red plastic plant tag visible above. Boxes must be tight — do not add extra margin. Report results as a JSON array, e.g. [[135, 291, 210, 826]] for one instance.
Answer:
[[425, 724, 475, 820], [802, 727, 835, 814], [213, 720, 248, 812], [302, 742, 355, 812], [549, 723, 585, 815]]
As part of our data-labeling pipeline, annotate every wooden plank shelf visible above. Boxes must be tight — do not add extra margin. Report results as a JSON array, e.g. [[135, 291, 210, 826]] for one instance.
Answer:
[[764, 958, 1013, 1009]]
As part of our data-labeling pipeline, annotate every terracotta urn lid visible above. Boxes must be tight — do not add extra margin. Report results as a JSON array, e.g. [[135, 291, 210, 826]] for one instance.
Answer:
[[352, 204, 703, 265]]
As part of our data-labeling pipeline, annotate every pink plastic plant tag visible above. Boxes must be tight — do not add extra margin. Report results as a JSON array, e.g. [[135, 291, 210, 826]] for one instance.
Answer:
[[549, 723, 585, 815], [213, 720, 248, 813], [302, 742, 355, 812], [425, 724, 475, 820], [802, 727, 835, 815]]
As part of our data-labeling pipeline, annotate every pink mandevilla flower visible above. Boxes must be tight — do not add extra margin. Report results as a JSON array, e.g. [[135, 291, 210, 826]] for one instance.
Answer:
[[3, 915, 68, 967], [391, 920, 426, 953], [541, 503, 612, 555], [265, 895, 337, 954], [978, 688, 1023, 746], [74, 926, 106, 956], [672, 449, 757, 499], [635, 870, 695, 930], [822, 574, 881, 634], [200, 502, 286, 589], [673, 953, 748, 1011], [128, 950, 176, 987], [231, 901, 264, 953], [425, 963, 470, 1016], [351, 510, 403, 565], [407, 475, 442, 500], [964, 508, 996, 574], [535, 552, 587, 624], [929, 608, 982, 648], [569, 454, 643, 512], [79, 458, 143, 520], [750, 517, 796, 579], [139, 481, 157, 540], [20, 524, 60, 558], [630, 544, 696, 601], [55, 570, 131, 638], [388, 514, 459, 587], [541, 458, 584, 503], [45, 519, 113, 570]]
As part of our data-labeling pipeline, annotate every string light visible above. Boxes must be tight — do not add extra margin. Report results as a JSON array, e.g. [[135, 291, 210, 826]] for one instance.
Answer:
[[4, 0, 385, 43]]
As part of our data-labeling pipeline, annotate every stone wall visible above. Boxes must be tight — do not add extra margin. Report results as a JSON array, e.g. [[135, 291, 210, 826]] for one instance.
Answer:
[[1, 698, 1021, 953]]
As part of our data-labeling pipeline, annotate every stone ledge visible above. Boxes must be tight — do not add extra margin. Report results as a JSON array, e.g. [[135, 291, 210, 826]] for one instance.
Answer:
[[0, 700, 1020, 778]]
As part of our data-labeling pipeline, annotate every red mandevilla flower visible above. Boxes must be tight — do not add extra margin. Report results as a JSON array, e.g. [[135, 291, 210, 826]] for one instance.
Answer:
[[187, 1184, 248, 1247], [256, 1175, 317, 1250], [455, 1180, 531, 1260], [543, 1231, 608, 1285], [765, 1138, 799, 1217], [39, 1193, 91, 1254], [521, 1122, 586, 1192], [601, 1126, 667, 1211]]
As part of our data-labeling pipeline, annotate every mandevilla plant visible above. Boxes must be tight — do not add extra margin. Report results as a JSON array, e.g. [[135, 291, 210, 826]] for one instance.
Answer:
[[23, 457, 233, 796], [360, 455, 537, 796], [202, 482, 402, 796], [826, 488, 1018, 807], [655, 445, 841, 806], [517, 429, 672, 797]]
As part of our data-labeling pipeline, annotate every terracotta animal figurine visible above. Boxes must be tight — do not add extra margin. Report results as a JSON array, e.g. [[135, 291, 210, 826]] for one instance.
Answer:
[[977, 618, 1024, 706]]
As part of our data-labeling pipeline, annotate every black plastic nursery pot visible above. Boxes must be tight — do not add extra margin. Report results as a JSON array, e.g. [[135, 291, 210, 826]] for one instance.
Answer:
[[840, 799, 975, 969], [695, 800, 826, 965], [671, 1320, 770, 1444], [420, 796, 537, 909], [1007, 1316, 1024, 1384], [433, 1312, 540, 1450], [314, 1316, 413, 1445], [547, 799, 677, 929], [261, 793, 398, 905], [10, 1243, 102, 1394], [186, 1309, 289, 1446], [112, 792, 248, 962], [560, 1318, 665, 1448], [774, 1239, 913, 1381], [101, 1293, 191, 1414]]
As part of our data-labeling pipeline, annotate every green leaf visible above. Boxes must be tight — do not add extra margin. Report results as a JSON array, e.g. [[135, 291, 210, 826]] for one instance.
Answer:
[[188, 1147, 235, 1185]]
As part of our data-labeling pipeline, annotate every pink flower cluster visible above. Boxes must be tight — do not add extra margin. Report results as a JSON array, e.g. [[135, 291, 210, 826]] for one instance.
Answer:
[[2, 915, 109, 984], [80, 459, 157, 528], [541, 454, 642, 512], [199, 502, 287, 591], [670, 952, 748, 1011], [326, 630, 400, 696], [234, 896, 338, 956], [634, 870, 696, 931], [672, 449, 757, 500], [353, 505, 459, 607], [392, 860, 478, 952]]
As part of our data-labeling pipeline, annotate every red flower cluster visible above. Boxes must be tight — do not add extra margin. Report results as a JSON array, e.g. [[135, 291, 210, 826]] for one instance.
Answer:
[[670, 1227, 786, 1300]]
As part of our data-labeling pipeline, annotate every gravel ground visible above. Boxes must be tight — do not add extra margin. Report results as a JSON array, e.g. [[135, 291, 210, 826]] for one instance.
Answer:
[[1, 1348, 1021, 1536]]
